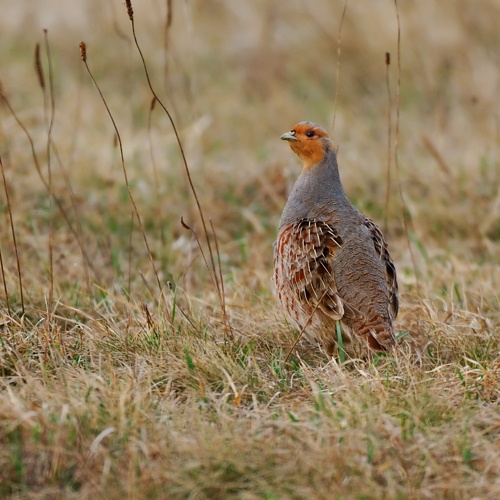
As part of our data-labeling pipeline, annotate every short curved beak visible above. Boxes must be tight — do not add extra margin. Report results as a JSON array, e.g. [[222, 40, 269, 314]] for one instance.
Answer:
[[280, 131, 298, 141]]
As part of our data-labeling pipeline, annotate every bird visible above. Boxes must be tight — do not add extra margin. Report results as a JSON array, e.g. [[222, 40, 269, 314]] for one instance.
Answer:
[[274, 121, 399, 358]]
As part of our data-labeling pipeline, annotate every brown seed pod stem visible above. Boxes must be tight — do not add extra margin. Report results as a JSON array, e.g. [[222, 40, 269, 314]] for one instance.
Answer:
[[124, 0, 230, 335], [34, 43, 45, 90], [0, 155, 24, 315], [79, 39, 165, 306]]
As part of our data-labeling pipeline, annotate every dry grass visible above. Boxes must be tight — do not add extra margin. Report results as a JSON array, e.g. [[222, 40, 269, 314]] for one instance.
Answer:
[[0, 1, 499, 498]]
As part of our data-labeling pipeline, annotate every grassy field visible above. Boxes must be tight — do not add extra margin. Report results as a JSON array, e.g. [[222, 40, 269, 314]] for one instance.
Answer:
[[0, 0, 499, 498]]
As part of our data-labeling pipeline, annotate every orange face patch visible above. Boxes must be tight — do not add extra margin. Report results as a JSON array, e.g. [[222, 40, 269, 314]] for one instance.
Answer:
[[284, 122, 332, 170]]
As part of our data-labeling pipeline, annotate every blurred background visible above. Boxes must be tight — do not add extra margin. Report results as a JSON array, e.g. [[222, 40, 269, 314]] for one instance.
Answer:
[[0, 0, 498, 308]]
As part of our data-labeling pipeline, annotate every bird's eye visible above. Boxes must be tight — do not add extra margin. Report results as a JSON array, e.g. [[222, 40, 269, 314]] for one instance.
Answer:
[[306, 130, 315, 138]]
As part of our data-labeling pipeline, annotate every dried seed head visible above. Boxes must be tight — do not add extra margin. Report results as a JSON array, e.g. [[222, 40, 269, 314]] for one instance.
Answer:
[[79, 41, 87, 62], [125, 0, 134, 21], [34, 43, 45, 90], [385, 52, 391, 66], [166, 0, 173, 28]]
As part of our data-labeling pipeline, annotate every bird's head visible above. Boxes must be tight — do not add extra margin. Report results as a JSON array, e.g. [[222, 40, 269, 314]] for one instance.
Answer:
[[280, 122, 335, 170]]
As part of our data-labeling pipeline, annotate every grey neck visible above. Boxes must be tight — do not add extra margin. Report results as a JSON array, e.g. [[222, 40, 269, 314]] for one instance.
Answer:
[[279, 149, 351, 228]]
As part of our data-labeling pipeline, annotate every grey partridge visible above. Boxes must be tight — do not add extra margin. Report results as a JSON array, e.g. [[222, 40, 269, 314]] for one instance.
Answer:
[[274, 121, 399, 357]]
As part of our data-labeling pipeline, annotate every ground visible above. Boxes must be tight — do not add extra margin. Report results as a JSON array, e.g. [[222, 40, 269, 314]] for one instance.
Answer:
[[0, 1, 498, 498]]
